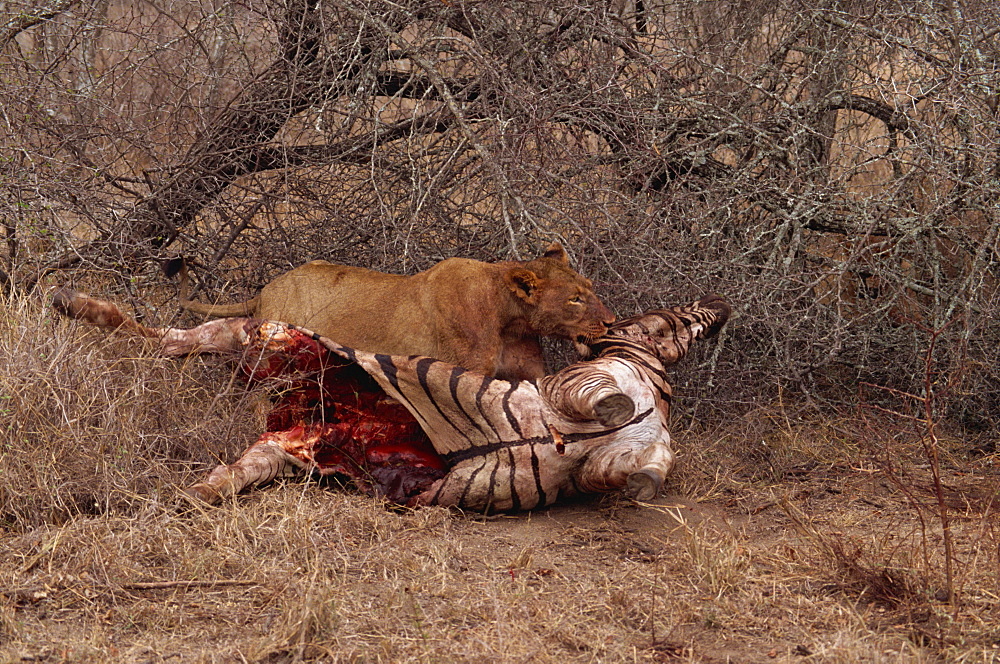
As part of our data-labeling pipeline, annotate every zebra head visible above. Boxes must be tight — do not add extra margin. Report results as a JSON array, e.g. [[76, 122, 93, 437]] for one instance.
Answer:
[[582, 294, 731, 367]]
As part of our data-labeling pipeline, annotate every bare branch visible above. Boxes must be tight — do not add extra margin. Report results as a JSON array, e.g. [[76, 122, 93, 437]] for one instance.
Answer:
[[0, 0, 78, 48]]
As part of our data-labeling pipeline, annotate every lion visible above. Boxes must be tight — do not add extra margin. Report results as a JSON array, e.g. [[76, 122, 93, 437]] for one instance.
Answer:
[[56, 244, 614, 380]]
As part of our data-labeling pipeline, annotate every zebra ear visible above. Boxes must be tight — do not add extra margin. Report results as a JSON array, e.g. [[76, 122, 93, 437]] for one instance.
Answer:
[[695, 295, 732, 338], [540, 242, 569, 264], [505, 267, 541, 302]]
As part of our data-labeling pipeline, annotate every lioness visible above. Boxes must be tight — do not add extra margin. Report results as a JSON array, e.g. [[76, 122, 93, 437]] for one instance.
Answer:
[[169, 243, 612, 380]]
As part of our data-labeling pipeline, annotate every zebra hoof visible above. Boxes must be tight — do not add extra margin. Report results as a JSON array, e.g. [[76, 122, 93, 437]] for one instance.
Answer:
[[626, 468, 662, 501], [594, 393, 635, 427], [181, 483, 222, 505]]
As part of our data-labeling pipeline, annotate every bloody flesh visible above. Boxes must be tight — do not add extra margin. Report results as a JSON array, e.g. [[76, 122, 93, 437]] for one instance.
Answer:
[[240, 328, 445, 502]]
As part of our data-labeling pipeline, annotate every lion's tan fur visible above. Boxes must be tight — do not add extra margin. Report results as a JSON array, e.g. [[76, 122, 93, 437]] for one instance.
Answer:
[[177, 244, 614, 380]]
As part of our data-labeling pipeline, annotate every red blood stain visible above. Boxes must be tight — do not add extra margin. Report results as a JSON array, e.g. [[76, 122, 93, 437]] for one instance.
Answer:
[[240, 328, 445, 503]]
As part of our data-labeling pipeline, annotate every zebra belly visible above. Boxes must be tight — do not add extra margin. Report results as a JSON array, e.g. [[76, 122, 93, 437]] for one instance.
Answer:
[[414, 443, 585, 512]]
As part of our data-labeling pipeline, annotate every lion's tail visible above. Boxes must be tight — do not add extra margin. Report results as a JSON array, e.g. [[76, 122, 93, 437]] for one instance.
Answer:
[[163, 258, 258, 318]]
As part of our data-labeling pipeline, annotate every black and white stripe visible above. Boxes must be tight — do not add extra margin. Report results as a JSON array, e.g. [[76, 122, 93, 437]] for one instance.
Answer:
[[299, 294, 731, 512]]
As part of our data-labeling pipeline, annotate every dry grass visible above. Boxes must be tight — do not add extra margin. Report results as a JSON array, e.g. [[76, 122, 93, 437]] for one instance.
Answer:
[[2, 290, 999, 663]]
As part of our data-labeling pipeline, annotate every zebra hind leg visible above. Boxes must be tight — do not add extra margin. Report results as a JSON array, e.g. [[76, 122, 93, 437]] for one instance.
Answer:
[[592, 393, 635, 427], [625, 468, 662, 501], [182, 438, 308, 504], [624, 440, 675, 502]]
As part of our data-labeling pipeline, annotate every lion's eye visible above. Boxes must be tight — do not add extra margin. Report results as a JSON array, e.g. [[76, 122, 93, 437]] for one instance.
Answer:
[[568, 295, 584, 305]]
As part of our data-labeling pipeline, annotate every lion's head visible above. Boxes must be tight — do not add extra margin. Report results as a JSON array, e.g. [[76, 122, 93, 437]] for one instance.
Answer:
[[503, 243, 615, 346]]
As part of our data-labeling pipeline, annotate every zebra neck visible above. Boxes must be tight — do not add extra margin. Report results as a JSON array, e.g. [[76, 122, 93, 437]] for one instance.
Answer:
[[594, 341, 667, 376]]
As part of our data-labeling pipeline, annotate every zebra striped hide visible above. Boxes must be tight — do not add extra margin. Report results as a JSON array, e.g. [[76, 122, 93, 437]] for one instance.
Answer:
[[185, 295, 730, 512]]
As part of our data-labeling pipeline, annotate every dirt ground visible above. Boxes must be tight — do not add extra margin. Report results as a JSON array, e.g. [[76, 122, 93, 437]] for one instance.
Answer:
[[3, 458, 998, 663]]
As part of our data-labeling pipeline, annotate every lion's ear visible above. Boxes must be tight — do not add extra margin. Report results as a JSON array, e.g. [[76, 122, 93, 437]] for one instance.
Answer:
[[505, 267, 541, 302], [541, 242, 569, 265]]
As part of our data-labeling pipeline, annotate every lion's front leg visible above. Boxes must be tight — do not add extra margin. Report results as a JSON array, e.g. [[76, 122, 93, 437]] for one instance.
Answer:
[[183, 436, 310, 504], [574, 437, 675, 501], [495, 336, 547, 381]]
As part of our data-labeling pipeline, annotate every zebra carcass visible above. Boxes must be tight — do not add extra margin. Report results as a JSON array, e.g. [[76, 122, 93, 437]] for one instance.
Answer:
[[185, 296, 731, 512]]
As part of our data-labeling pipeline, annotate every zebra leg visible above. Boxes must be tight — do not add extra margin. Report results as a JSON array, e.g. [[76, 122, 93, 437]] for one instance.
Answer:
[[157, 317, 258, 356], [574, 437, 675, 500], [53, 287, 257, 357], [592, 393, 636, 428], [624, 439, 675, 501], [407, 457, 525, 513], [407, 470, 501, 512], [183, 436, 310, 504], [540, 368, 635, 427]]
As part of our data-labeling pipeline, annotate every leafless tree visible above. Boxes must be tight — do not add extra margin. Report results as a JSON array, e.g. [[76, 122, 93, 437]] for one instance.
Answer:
[[2, 0, 998, 430]]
